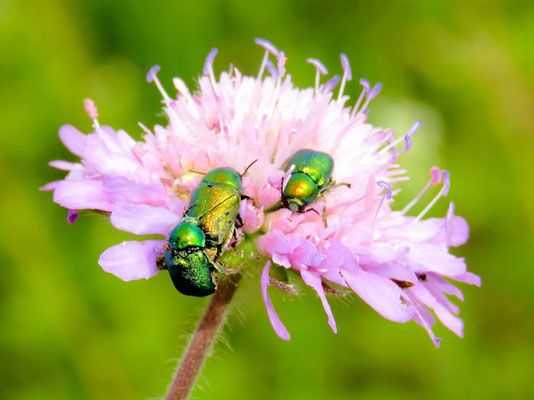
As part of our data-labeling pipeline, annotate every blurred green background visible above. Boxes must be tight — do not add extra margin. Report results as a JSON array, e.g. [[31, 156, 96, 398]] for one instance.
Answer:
[[1, 0, 534, 399]]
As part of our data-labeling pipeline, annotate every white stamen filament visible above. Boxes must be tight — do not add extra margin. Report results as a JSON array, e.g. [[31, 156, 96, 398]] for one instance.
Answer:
[[152, 75, 172, 103], [337, 73, 347, 102], [382, 120, 421, 156], [354, 82, 381, 118], [173, 78, 193, 103], [338, 53, 352, 102], [414, 189, 444, 223], [372, 129, 395, 152], [265, 75, 282, 124], [264, 51, 286, 122], [358, 97, 374, 118], [330, 195, 366, 214], [371, 182, 391, 241], [147, 69, 182, 126], [208, 68, 218, 95], [265, 59, 277, 78], [138, 122, 153, 136], [402, 180, 432, 214], [402, 167, 442, 214], [445, 201, 455, 232], [379, 134, 406, 155], [258, 50, 269, 80], [350, 87, 367, 117], [414, 171, 449, 223], [306, 59, 327, 96], [92, 118, 100, 130]]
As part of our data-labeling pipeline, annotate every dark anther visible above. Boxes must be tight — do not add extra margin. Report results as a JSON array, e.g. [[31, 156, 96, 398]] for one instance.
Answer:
[[416, 273, 427, 282], [391, 279, 415, 289]]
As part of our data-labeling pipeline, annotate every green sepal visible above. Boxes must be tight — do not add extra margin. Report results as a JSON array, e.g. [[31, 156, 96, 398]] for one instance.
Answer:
[[270, 263, 289, 282]]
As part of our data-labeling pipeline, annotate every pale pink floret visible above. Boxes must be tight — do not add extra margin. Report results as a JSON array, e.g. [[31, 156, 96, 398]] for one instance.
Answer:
[[45, 40, 479, 346]]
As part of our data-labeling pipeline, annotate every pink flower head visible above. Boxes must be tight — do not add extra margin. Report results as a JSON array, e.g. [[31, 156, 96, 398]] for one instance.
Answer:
[[44, 39, 479, 347]]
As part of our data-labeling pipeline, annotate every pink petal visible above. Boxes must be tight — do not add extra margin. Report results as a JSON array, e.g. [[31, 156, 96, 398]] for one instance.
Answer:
[[272, 253, 291, 269], [447, 216, 469, 247], [386, 218, 442, 242], [320, 239, 357, 286], [53, 179, 112, 211], [407, 244, 467, 276], [364, 261, 417, 284], [261, 261, 290, 340], [83, 135, 141, 177], [239, 200, 263, 234], [354, 244, 410, 265], [256, 230, 299, 257], [59, 125, 86, 157], [341, 268, 414, 322], [424, 281, 460, 314], [428, 274, 464, 301], [289, 239, 323, 269], [110, 204, 180, 235], [41, 181, 59, 191], [301, 269, 337, 333], [265, 208, 305, 233], [410, 285, 463, 337], [49, 160, 77, 170], [452, 271, 481, 287], [98, 240, 164, 281], [411, 301, 442, 347], [365, 176, 375, 211], [102, 177, 168, 207], [53, 178, 168, 212]]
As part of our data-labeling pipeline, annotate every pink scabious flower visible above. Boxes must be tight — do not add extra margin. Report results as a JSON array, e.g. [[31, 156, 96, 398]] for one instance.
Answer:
[[44, 39, 479, 347]]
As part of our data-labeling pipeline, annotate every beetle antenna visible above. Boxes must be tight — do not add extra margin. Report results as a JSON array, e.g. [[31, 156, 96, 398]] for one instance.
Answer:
[[241, 159, 259, 178], [188, 169, 206, 175]]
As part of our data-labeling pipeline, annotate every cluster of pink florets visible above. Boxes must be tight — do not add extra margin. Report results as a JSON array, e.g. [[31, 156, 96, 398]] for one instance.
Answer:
[[44, 39, 479, 346]]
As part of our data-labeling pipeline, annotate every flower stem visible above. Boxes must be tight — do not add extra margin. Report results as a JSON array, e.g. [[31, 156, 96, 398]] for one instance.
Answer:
[[165, 273, 242, 400]]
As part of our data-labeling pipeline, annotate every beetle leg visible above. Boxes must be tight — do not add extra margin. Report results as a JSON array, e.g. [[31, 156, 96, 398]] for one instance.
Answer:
[[322, 205, 328, 228], [232, 226, 239, 243], [156, 254, 167, 270], [304, 204, 328, 228], [265, 202, 283, 213], [319, 180, 351, 197], [329, 180, 351, 190], [211, 260, 226, 274], [235, 213, 244, 228], [213, 214, 226, 244], [212, 212, 235, 258], [321, 194, 328, 228], [304, 207, 321, 217]]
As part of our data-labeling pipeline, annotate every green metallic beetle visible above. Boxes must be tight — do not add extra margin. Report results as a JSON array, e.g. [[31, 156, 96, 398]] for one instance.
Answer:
[[281, 149, 336, 213], [160, 167, 243, 297]]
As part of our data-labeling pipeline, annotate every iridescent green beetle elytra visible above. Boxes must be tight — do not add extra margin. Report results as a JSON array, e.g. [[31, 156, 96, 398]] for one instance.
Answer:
[[158, 163, 256, 297], [281, 149, 336, 213]]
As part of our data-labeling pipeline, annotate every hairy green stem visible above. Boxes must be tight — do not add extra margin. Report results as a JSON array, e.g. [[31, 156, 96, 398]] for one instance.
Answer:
[[165, 273, 242, 400]]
